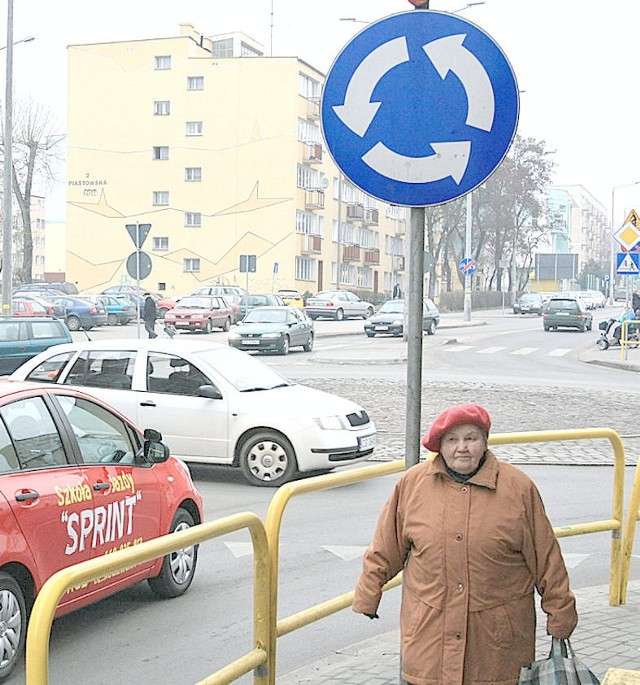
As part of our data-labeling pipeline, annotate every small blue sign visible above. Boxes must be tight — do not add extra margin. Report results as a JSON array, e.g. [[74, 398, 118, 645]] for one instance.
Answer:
[[459, 257, 476, 275], [321, 11, 519, 207], [616, 252, 640, 275]]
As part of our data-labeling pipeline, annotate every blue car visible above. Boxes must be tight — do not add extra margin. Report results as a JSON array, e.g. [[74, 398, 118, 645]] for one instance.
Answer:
[[51, 296, 108, 331], [83, 294, 135, 326]]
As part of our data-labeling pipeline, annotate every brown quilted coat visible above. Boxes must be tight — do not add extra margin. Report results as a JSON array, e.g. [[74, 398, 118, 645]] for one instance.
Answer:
[[353, 450, 577, 685]]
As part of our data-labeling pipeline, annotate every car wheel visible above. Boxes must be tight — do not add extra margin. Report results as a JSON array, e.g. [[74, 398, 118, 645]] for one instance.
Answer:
[[366, 331, 375, 338], [107, 313, 118, 326], [280, 336, 290, 355], [119, 317, 129, 326], [544, 325, 550, 331], [222, 318, 231, 332], [148, 509, 198, 599], [66, 315, 80, 331], [0, 572, 26, 681], [425, 319, 436, 336], [239, 430, 297, 487], [204, 319, 213, 334], [364, 307, 374, 319], [335, 308, 345, 321], [579, 324, 586, 332], [303, 333, 314, 352]]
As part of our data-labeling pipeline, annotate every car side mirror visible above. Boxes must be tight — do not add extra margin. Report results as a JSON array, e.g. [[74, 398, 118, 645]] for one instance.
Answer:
[[198, 384, 223, 400], [143, 439, 170, 463]]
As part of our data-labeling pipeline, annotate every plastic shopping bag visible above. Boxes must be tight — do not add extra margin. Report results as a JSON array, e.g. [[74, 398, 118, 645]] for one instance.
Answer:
[[518, 637, 600, 685]]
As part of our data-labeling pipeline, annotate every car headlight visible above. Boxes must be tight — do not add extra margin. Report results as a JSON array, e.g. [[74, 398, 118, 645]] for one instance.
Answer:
[[315, 415, 347, 430], [392, 319, 402, 326], [228, 331, 241, 340], [262, 332, 282, 339]]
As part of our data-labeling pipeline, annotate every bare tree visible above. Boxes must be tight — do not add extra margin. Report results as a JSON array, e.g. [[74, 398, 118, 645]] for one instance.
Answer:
[[2, 97, 64, 284]]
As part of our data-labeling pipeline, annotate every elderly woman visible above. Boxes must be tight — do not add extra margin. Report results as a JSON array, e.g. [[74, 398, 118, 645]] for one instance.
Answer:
[[353, 403, 577, 685]]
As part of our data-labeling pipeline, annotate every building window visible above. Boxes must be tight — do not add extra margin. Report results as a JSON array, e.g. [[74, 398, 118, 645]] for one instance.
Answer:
[[297, 164, 319, 189], [184, 258, 200, 273], [154, 55, 171, 70], [152, 146, 169, 160], [211, 38, 233, 58], [295, 257, 317, 281], [154, 100, 170, 116], [296, 210, 323, 236], [186, 121, 203, 136], [185, 167, 202, 182], [153, 237, 169, 251], [299, 72, 321, 99], [152, 191, 169, 206], [187, 76, 204, 91], [185, 212, 202, 227]]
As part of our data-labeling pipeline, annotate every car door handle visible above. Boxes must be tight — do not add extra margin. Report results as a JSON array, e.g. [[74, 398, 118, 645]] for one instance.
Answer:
[[140, 401, 156, 407], [93, 482, 110, 492], [15, 490, 39, 502]]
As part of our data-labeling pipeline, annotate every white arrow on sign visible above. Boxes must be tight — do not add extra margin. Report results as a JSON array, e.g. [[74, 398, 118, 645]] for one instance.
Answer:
[[362, 140, 471, 184], [333, 36, 409, 138], [423, 34, 495, 132]]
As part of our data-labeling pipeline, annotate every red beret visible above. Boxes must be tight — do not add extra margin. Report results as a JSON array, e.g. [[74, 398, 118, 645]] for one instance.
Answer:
[[422, 404, 491, 453]]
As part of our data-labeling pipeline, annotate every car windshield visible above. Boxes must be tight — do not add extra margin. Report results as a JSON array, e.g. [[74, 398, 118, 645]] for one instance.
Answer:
[[196, 346, 293, 391], [378, 301, 404, 314], [244, 308, 287, 323], [177, 297, 212, 309]]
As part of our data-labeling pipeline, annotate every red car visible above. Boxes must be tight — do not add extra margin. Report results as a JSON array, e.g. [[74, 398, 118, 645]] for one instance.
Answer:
[[164, 295, 233, 333], [0, 380, 203, 680]]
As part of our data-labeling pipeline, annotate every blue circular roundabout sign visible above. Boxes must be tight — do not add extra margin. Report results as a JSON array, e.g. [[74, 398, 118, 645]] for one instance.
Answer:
[[321, 11, 519, 207]]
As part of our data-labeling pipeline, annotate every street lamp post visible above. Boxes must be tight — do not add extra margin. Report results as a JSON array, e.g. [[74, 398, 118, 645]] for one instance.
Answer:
[[2, 0, 15, 315], [610, 182, 640, 305]]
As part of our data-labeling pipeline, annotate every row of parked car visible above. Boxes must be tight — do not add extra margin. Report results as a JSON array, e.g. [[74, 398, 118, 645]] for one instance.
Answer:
[[513, 289, 607, 316]]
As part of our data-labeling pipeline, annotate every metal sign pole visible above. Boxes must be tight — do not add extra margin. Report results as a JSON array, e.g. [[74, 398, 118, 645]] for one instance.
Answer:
[[136, 223, 141, 339]]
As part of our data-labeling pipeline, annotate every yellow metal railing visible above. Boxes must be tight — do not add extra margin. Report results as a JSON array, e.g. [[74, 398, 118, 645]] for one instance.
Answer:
[[620, 318, 639, 360], [26, 513, 271, 685], [25, 428, 636, 684]]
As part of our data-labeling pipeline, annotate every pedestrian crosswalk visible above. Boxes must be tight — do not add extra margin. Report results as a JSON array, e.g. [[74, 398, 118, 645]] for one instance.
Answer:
[[441, 345, 572, 357]]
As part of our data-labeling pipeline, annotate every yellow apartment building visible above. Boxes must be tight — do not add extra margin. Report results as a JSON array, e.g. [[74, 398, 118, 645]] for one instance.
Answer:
[[66, 24, 407, 299]]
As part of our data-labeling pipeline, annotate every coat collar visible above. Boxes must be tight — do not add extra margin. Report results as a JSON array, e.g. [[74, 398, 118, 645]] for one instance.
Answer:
[[427, 449, 499, 490]]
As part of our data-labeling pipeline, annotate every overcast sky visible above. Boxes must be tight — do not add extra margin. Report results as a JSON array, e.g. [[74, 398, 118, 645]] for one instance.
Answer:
[[4, 0, 640, 225]]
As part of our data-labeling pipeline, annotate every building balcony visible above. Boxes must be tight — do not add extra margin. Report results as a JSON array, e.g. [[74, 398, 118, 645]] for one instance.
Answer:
[[305, 188, 325, 210], [305, 142, 323, 164], [363, 248, 380, 265], [342, 244, 361, 261], [392, 255, 405, 271], [300, 233, 322, 254], [307, 97, 320, 120], [363, 208, 379, 226], [346, 203, 364, 220]]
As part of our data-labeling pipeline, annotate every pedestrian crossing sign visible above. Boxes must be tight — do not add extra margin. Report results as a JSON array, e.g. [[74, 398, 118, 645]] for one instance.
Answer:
[[616, 251, 640, 275]]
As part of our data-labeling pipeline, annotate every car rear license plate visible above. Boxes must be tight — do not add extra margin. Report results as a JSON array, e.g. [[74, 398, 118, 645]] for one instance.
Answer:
[[358, 434, 376, 451]]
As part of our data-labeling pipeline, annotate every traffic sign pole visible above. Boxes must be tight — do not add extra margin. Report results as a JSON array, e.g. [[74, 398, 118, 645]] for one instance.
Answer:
[[463, 193, 473, 322]]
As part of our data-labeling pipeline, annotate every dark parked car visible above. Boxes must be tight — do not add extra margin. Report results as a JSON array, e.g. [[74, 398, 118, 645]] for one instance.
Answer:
[[0, 316, 72, 374], [513, 293, 544, 315], [51, 296, 108, 331], [238, 294, 285, 320], [364, 298, 440, 337], [543, 296, 593, 332], [83, 294, 135, 326], [228, 306, 314, 354]]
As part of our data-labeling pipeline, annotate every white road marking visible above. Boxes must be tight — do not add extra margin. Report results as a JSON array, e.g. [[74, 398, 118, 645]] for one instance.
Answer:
[[561, 553, 591, 569], [510, 347, 538, 355], [322, 545, 368, 561], [477, 346, 507, 354], [441, 345, 475, 353], [223, 542, 254, 558], [547, 348, 572, 357]]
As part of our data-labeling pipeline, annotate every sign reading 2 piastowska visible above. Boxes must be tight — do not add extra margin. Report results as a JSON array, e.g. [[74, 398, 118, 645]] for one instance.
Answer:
[[321, 11, 519, 207]]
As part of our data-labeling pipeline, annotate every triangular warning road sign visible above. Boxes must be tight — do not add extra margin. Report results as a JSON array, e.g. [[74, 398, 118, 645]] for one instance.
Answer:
[[619, 253, 640, 273]]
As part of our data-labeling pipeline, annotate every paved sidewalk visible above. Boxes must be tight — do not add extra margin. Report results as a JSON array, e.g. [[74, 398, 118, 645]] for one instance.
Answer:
[[276, 580, 640, 683]]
